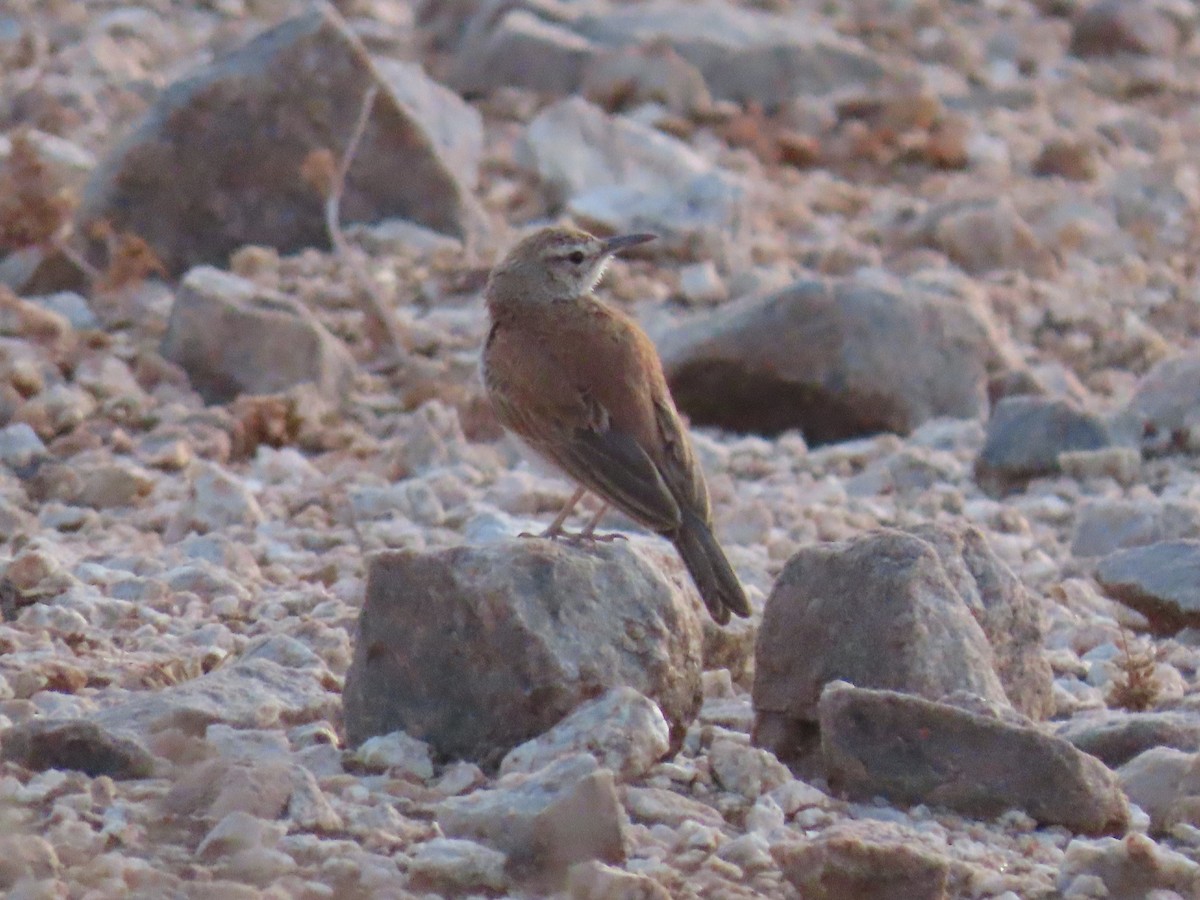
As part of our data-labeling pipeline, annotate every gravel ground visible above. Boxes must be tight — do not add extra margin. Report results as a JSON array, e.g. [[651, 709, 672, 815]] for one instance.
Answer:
[[3, 0, 1200, 898]]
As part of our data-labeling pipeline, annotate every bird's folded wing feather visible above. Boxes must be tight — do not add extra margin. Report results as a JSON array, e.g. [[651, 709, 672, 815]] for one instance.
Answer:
[[551, 424, 683, 534]]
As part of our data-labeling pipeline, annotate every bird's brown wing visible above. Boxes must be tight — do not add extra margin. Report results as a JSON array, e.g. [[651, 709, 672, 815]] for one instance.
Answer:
[[650, 394, 712, 524], [485, 374, 683, 533], [554, 420, 683, 533]]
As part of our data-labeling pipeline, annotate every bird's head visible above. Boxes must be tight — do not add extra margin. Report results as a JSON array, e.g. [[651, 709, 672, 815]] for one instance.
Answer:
[[486, 226, 656, 309]]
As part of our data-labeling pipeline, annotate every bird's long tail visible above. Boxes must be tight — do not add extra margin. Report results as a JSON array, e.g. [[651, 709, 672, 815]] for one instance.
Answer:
[[672, 509, 752, 625]]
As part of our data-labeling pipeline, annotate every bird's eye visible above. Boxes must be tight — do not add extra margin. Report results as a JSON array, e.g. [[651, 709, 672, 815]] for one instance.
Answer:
[[568, 250, 585, 265]]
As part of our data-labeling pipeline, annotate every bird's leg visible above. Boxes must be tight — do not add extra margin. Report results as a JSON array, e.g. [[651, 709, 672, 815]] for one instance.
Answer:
[[519, 486, 585, 540], [571, 502, 627, 543]]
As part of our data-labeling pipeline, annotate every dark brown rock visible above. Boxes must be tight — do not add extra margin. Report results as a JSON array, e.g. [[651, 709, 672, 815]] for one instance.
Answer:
[[819, 682, 1130, 835], [1123, 352, 1200, 455], [342, 541, 704, 767], [161, 267, 356, 405], [910, 524, 1054, 720], [773, 828, 949, 900], [1071, 499, 1200, 558], [1070, 1, 1180, 58], [752, 529, 1011, 764], [575, 1, 886, 109], [1057, 710, 1200, 767], [657, 278, 999, 442], [1094, 540, 1200, 635], [975, 396, 1113, 495], [905, 198, 1056, 277], [1033, 137, 1099, 181], [1, 718, 155, 779], [75, 6, 483, 276]]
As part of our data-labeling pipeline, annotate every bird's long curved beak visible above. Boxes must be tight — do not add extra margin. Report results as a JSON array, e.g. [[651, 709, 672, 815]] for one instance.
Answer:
[[601, 232, 657, 256]]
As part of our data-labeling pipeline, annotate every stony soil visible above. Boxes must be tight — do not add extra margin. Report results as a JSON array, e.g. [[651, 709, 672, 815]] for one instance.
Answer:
[[3, 0, 1200, 898]]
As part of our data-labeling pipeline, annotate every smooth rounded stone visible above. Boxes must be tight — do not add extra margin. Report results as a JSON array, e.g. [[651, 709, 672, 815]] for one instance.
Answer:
[[975, 396, 1113, 495], [1108, 163, 1195, 253], [568, 172, 746, 259], [1095, 540, 1200, 635], [72, 353, 145, 403], [657, 277, 998, 443], [620, 785, 726, 829], [752, 529, 1013, 764], [16, 384, 97, 439], [500, 687, 670, 782], [1033, 137, 1099, 181], [285, 764, 344, 832], [163, 759, 294, 821], [92, 658, 338, 739], [678, 261, 727, 306], [1118, 747, 1200, 835], [163, 562, 251, 604], [72, 6, 483, 279], [516, 96, 744, 250], [342, 541, 703, 768], [1057, 447, 1142, 485], [436, 753, 625, 883], [184, 460, 265, 534], [196, 811, 285, 861], [1057, 833, 1200, 898], [71, 462, 155, 509], [700, 694, 754, 733], [206, 724, 291, 762], [904, 198, 1055, 277], [1070, 0, 1180, 57], [449, 8, 597, 96], [161, 267, 356, 407], [573, 1, 886, 109], [567, 859, 671, 900], [0, 423, 46, 470], [708, 737, 791, 801], [1071, 499, 1200, 558], [178, 533, 261, 578], [26, 292, 99, 331], [1058, 711, 1200, 768], [0, 718, 155, 779], [241, 635, 325, 671], [1123, 352, 1200, 454], [518, 96, 710, 207], [818, 682, 1129, 835], [773, 826, 949, 900], [582, 42, 712, 117], [344, 730, 434, 781], [0, 834, 61, 891], [407, 838, 510, 895]]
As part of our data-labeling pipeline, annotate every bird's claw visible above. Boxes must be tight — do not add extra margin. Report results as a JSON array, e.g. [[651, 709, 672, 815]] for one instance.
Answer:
[[572, 532, 627, 544], [517, 529, 627, 544]]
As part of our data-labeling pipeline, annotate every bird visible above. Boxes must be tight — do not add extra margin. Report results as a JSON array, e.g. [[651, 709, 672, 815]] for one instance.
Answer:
[[480, 225, 752, 624]]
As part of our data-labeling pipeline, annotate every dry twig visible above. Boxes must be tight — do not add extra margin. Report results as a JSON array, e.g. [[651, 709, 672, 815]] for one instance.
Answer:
[[314, 84, 411, 361]]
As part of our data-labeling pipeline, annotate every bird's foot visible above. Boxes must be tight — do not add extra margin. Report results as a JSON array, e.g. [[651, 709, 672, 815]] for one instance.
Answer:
[[517, 529, 627, 544], [565, 530, 627, 545]]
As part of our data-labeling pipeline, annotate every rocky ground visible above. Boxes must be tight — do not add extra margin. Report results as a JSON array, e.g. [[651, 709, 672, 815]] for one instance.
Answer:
[[4, 0, 1200, 897]]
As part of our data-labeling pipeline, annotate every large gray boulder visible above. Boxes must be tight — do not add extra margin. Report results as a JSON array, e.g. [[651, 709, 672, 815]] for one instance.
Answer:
[[342, 540, 704, 768], [76, 5, 484, 276], [820, 683, 1130, 836], [657, 278, 999, 442], [753, 529, 1017, 763], [161, 267, 356, 405]]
